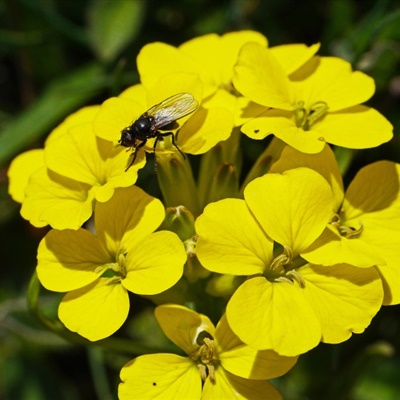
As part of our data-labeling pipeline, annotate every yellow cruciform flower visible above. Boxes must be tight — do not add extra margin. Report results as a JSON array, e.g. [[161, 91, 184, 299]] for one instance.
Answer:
[[196, 168, 383, 356], [233, 42, 393, 152], [36, 186, 186, 341], [137, 31, 267, 98], [7, 106, 101, 206], [119, 304, 297, 400], [8, 106, 144, 230], [271, 145, 400, 305]]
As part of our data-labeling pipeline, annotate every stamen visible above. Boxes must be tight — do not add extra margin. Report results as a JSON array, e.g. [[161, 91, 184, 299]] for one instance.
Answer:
[[340, 221, 364, 238], [105, 276, 122, 285], [191, 332, 217, 382], [294, 100, 329, 130], [266, 246, 306, 287], [286, 270, 306, 288], [330, 215, 364, 238], [270, 245, 292, 272], [117, 250, 127, 277], [294, 101, 307, 127]]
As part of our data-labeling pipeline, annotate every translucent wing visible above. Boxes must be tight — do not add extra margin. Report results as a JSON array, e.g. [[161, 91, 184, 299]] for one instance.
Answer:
[[144, 93, 199, 130]]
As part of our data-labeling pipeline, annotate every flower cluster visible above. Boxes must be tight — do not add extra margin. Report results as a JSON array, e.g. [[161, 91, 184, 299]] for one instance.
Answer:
[[8, 30, 399, 399]]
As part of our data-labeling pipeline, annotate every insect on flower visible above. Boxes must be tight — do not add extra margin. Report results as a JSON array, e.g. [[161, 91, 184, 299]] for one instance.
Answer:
[[119, 92, 199, 171]]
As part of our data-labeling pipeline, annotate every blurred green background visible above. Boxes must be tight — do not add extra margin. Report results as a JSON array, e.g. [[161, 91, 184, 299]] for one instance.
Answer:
[[1, 0, 400, 399]]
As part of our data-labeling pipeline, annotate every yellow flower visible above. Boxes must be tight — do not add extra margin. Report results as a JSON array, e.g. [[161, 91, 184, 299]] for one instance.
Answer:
[[7, 106, 100, 205], [119, 305, 297, 400], [233, 43, 393, 152], [271, 145, 400, 305], [36, 186, 186, 341], [196, 168, 383, 355], [137, 31, 267, 98], [12, 106, 144, 229]]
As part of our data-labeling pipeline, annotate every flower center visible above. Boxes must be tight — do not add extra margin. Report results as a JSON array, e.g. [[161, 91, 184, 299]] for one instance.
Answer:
[[330, 214, 364, 238], [264, 245, 307, 287], [190, 331, 219, 382], [97, 246, 128, 284], [294, 100, 329, 130]]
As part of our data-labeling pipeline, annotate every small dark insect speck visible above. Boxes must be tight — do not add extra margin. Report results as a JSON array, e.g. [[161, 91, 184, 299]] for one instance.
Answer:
[[254, 129, 260, 133], [152, 382, 157, 386]]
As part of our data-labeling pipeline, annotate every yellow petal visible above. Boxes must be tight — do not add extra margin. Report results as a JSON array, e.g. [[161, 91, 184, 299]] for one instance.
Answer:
[[180, 31, 268, 89], [342, 161, 400, 220], [196, 199, 274, 276], [46, 123, 144, 200], [46, 106, 101, 145], [312, 106, 393, 149], [7, 149, 44, 203], [155, 305, 215, 355], [301, 264, 383, 343], [37, 228, 110, 292], [179, 101, 234, 154], [93, 97, 145, 143], [218, 30, 268, 82], [241, 109, 326, 154], [59, 278, 129, 341], [137, 41, 210, 94], [203, 368, 282, 400], [21, 167, 94, 229], [216, 315, 297, 379], [233, 42, 294, 110], [244, 168, 333, 253], [271, 145, 344, 212], [234, 97, 267, 127], [377, 261, 400, 306], [145, 72, 203, 107], [95, 185, 165, 253], [303, 226, 387, 267], [119, 354, 201, 400], [122, 231, 185, 295], [352, 235, 400, 305], [292, 56, 375, 111], [226, 277, 321, 355], [270, 43, 320, 75]]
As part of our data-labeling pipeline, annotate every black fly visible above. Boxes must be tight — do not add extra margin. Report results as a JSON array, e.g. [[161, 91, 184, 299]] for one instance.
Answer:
[[119, 93, 198, 171]]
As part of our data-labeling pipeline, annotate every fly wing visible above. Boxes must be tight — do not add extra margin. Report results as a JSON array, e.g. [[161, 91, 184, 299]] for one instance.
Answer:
[[145, 93, 198, 130]]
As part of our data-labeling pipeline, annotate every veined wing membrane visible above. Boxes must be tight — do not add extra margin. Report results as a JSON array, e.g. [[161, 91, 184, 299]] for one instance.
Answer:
[[145, 93, 199, 130]]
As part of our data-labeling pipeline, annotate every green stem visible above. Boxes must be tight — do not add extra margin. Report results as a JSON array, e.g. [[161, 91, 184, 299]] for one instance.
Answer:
[[204, 162, 239, 204], [334, 147, 357, 176], [197, 128, 242, 208], [240, 136, 286, 195], [156, 152, 201, 217], [88, 347, 114, 400]]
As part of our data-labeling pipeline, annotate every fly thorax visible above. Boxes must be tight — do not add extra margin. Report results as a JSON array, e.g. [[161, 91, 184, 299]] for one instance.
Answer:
[[132, 117, 154, 139]]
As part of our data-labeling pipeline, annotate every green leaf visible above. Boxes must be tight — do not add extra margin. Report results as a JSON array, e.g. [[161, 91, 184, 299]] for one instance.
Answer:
[[0, 63, 107, 166], [87, 0, 146, 63]]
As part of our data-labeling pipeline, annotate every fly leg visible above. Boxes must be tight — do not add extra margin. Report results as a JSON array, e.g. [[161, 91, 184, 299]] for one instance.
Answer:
[[126, 139, 147, 171], [156, 131, 186, 160]]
